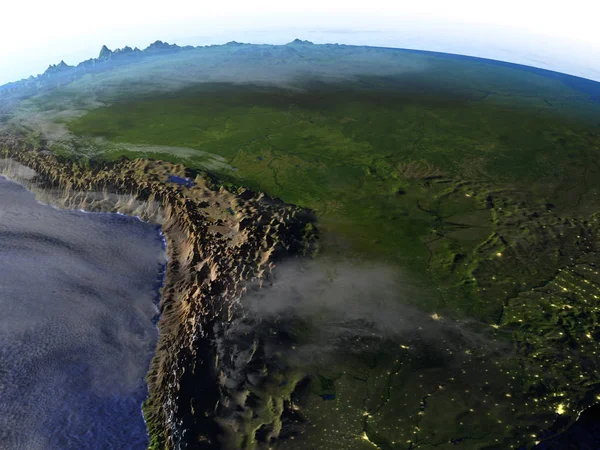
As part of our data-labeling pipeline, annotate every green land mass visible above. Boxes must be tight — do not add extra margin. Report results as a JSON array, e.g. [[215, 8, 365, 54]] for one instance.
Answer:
[[6, 42, 600, 449]]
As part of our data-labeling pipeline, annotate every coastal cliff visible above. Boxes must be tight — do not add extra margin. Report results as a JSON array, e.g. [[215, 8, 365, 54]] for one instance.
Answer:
[[0, 134, 317, 449]]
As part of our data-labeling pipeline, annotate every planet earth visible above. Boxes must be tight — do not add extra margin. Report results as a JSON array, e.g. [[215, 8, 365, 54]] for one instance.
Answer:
[[1, 39, 600, 449]]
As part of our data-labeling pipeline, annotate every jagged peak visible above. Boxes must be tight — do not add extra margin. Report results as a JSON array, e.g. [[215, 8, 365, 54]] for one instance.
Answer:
[[43, 60, 72, 75], [146, 40, 176, 50], [99, 45, 113, 59], [286, 38, 314, 46], [113, 46, 134, 55]]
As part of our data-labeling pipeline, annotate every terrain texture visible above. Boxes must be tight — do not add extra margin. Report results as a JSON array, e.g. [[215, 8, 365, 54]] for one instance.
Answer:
[[2, 40, 600, 449], [0, 134, 316, 449]]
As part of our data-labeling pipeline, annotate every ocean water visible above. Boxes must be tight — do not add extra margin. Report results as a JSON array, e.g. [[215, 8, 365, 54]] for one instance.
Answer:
[[0, 176, 166, 449]]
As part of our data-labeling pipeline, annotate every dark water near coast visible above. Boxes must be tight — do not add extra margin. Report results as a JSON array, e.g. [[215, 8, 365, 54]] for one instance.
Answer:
[[0, 176, 166, 449]]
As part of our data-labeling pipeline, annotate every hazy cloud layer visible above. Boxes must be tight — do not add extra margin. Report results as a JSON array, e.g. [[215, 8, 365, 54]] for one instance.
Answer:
[[214, 258, 506, 406], [0, 177, 166, 450]]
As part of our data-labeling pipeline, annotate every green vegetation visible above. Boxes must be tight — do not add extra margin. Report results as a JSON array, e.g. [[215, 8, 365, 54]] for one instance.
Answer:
[[63, 75, 600, 273], [8, 43, 600, 448]]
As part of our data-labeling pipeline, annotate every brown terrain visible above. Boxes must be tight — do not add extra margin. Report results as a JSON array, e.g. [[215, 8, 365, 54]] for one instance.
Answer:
[[0, 134, 317, 449]]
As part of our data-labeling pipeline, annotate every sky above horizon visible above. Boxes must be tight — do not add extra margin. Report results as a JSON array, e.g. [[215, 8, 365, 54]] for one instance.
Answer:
[[1, 0, 599, 85]]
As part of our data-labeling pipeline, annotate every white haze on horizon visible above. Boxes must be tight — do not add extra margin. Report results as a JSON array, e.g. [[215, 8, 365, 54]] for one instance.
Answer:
[[1, 0, 599, 85]]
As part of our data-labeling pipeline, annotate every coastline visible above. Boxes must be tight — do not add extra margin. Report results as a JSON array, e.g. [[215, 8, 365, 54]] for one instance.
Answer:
[[0, 173, 167, 449], [0, 134, 317, 449]]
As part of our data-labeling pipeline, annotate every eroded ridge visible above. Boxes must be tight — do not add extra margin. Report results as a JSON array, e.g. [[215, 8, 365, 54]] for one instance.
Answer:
[[0, 135, 317, 449]]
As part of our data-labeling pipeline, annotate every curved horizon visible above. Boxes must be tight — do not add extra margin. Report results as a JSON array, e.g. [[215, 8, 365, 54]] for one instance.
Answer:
[[3, 37, 600, 90], [1, 0, 599, 85]]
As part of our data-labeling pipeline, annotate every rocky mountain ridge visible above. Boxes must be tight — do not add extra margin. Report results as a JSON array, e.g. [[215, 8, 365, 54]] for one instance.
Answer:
[[0, 40, 190, 96], [0, 133, 317, 449], [0, 38, 316, 96]]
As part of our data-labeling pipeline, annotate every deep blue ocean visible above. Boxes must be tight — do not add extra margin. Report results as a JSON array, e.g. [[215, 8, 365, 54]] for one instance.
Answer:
[[0, 176, 166, 449]]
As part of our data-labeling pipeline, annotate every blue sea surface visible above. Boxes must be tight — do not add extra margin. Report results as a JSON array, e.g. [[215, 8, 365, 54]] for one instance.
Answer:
[[530, 404, 600, 450], [0, 177, 166, 450]]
